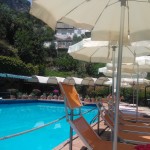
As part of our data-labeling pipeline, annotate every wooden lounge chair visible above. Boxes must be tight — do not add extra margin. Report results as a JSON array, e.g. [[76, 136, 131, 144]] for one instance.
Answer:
[[118, 110, 150, 123], [118, 115, 150, 126], [70, 115, 135, 150], [108, 109, 150, 126], [106, 110, 150, 134], [101, 98, 150, 123], [101, 101, 150, 124], [102, 111, 150, 144], [106, 108, 150, 127], [59, 82, 135, 150], [98, 103, 150, 132], [109, 101, 150, 123]]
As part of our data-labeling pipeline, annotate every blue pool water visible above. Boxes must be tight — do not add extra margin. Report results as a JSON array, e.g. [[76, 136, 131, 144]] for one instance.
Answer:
[[0, 102, 98, 150]]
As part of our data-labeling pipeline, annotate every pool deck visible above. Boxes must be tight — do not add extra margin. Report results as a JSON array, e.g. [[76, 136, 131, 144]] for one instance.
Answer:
[[54, 121, 109, 150], [54, 102, 150, 150]]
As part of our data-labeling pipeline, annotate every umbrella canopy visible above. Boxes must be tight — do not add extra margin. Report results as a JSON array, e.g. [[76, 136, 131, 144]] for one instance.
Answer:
[[104, 78, 132, 88], [68, 38, 150, 63], [122, 63, 150, 73], [30, 0, 150, 42], [81, 77, 97, 86], [47, 77, 65, 84], [136, 56, 150, 65], [28, 75, 49, 84], [95, 77, 109, 85], [63, 77, 83, 85], [98, 66, 146, 78], [122, 78, 150, 85], [121, 57, 150, 77], [106, 56, 150, 74], [103, 77, 149, 87]]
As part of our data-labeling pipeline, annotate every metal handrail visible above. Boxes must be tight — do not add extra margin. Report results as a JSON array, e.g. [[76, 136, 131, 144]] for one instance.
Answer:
[[0, 115, 66, 140], [90, 114, 98, 124], [0, 107, 97, 141]]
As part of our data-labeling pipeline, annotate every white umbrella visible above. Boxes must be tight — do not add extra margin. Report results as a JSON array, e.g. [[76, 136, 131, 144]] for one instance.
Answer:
[[122, 77, 149, 109], [28, 75, 49, 84], [98, 66, 146, 78], [30, 0, 150, 42], [69, 39, 150, 110], [68, 38, 150, 63], [122, 78, 150, 85], [95, 77, 109, 85], [120, 60, 150, 121], [30, 1, 150, 149], [121, 57, 150, 108], [104, 78, 132, 88], [122, 63, 150, 73], [63, 77, 83, 85], [107, 56, 150, 73], [136, 56, 150, 65], [81, 77, 97, 86], [47, 77, 65, 84]]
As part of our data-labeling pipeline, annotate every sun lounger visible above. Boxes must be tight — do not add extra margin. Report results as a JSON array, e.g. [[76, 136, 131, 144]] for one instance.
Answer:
[[118, 115, 150, 126], [119, 111, 150, 123], [108, 108, 150, 126], [117, 105, 150, 122], [99, 103, 150, 129], [102, 111, 150, 144], [59, 82, 135, 150], [70, 115, 135, 150], [101, 101, 150, 124]]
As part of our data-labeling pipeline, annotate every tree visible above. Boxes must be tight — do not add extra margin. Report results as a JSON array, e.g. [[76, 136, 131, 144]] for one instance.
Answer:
[[85, 63, 106, 77], [55, 54, 79, 71], [72, 34, 82, 44], [0, 0, 30, 12], [48, 41, 58, 57], [0, 3, 54, 65], [13, 16, 54, 65], [0, 4, 16, 43], [0, 56, 38, 75], [76, 61, 87, 77], [0, 40, 17, 57]]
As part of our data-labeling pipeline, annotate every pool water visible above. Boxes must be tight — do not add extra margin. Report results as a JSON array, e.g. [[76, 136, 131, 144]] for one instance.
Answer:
[[0, 102, 98, 150]]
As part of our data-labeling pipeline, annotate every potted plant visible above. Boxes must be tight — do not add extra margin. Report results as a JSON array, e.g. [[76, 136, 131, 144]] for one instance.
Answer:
[[22, 93, 28, 99], [8, 89, 18, 99], [31, 89, 41, 99], [47, 93, 53, 100]]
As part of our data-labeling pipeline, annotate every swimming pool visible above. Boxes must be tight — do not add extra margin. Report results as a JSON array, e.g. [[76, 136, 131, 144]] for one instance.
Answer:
[[0, 101, 98, 150]]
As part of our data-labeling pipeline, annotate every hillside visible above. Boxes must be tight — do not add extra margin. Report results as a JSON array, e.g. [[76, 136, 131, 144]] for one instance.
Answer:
[[0, 1, 105, 78], [0, 0, 30, 12]]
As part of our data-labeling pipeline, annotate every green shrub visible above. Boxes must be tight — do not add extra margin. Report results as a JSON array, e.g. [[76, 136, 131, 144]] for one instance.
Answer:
[[0, 56, 37, 75], [45, 69, 74, 77]]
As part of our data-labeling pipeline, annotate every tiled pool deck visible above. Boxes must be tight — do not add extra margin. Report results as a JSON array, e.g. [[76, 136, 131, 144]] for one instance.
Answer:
[[54, 121, 109, 150]]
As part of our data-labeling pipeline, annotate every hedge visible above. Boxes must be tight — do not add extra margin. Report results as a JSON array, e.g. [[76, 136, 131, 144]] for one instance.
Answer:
[[0, 56, 38, 75]]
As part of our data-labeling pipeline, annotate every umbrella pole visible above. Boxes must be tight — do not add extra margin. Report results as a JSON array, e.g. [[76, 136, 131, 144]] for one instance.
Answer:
[[112, 46, 116, 102], [113, 0, 126, 150], [136, 64, 139, 122], [69, 109, 73, 150], [133, 83, 135, 106]]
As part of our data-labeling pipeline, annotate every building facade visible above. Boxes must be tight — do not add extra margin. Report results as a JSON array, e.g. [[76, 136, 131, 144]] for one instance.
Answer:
[[55, 22, 88, 49]]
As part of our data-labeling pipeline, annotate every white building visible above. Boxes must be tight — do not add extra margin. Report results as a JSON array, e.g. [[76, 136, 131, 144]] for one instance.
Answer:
[[55, 22, 88, 49]]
